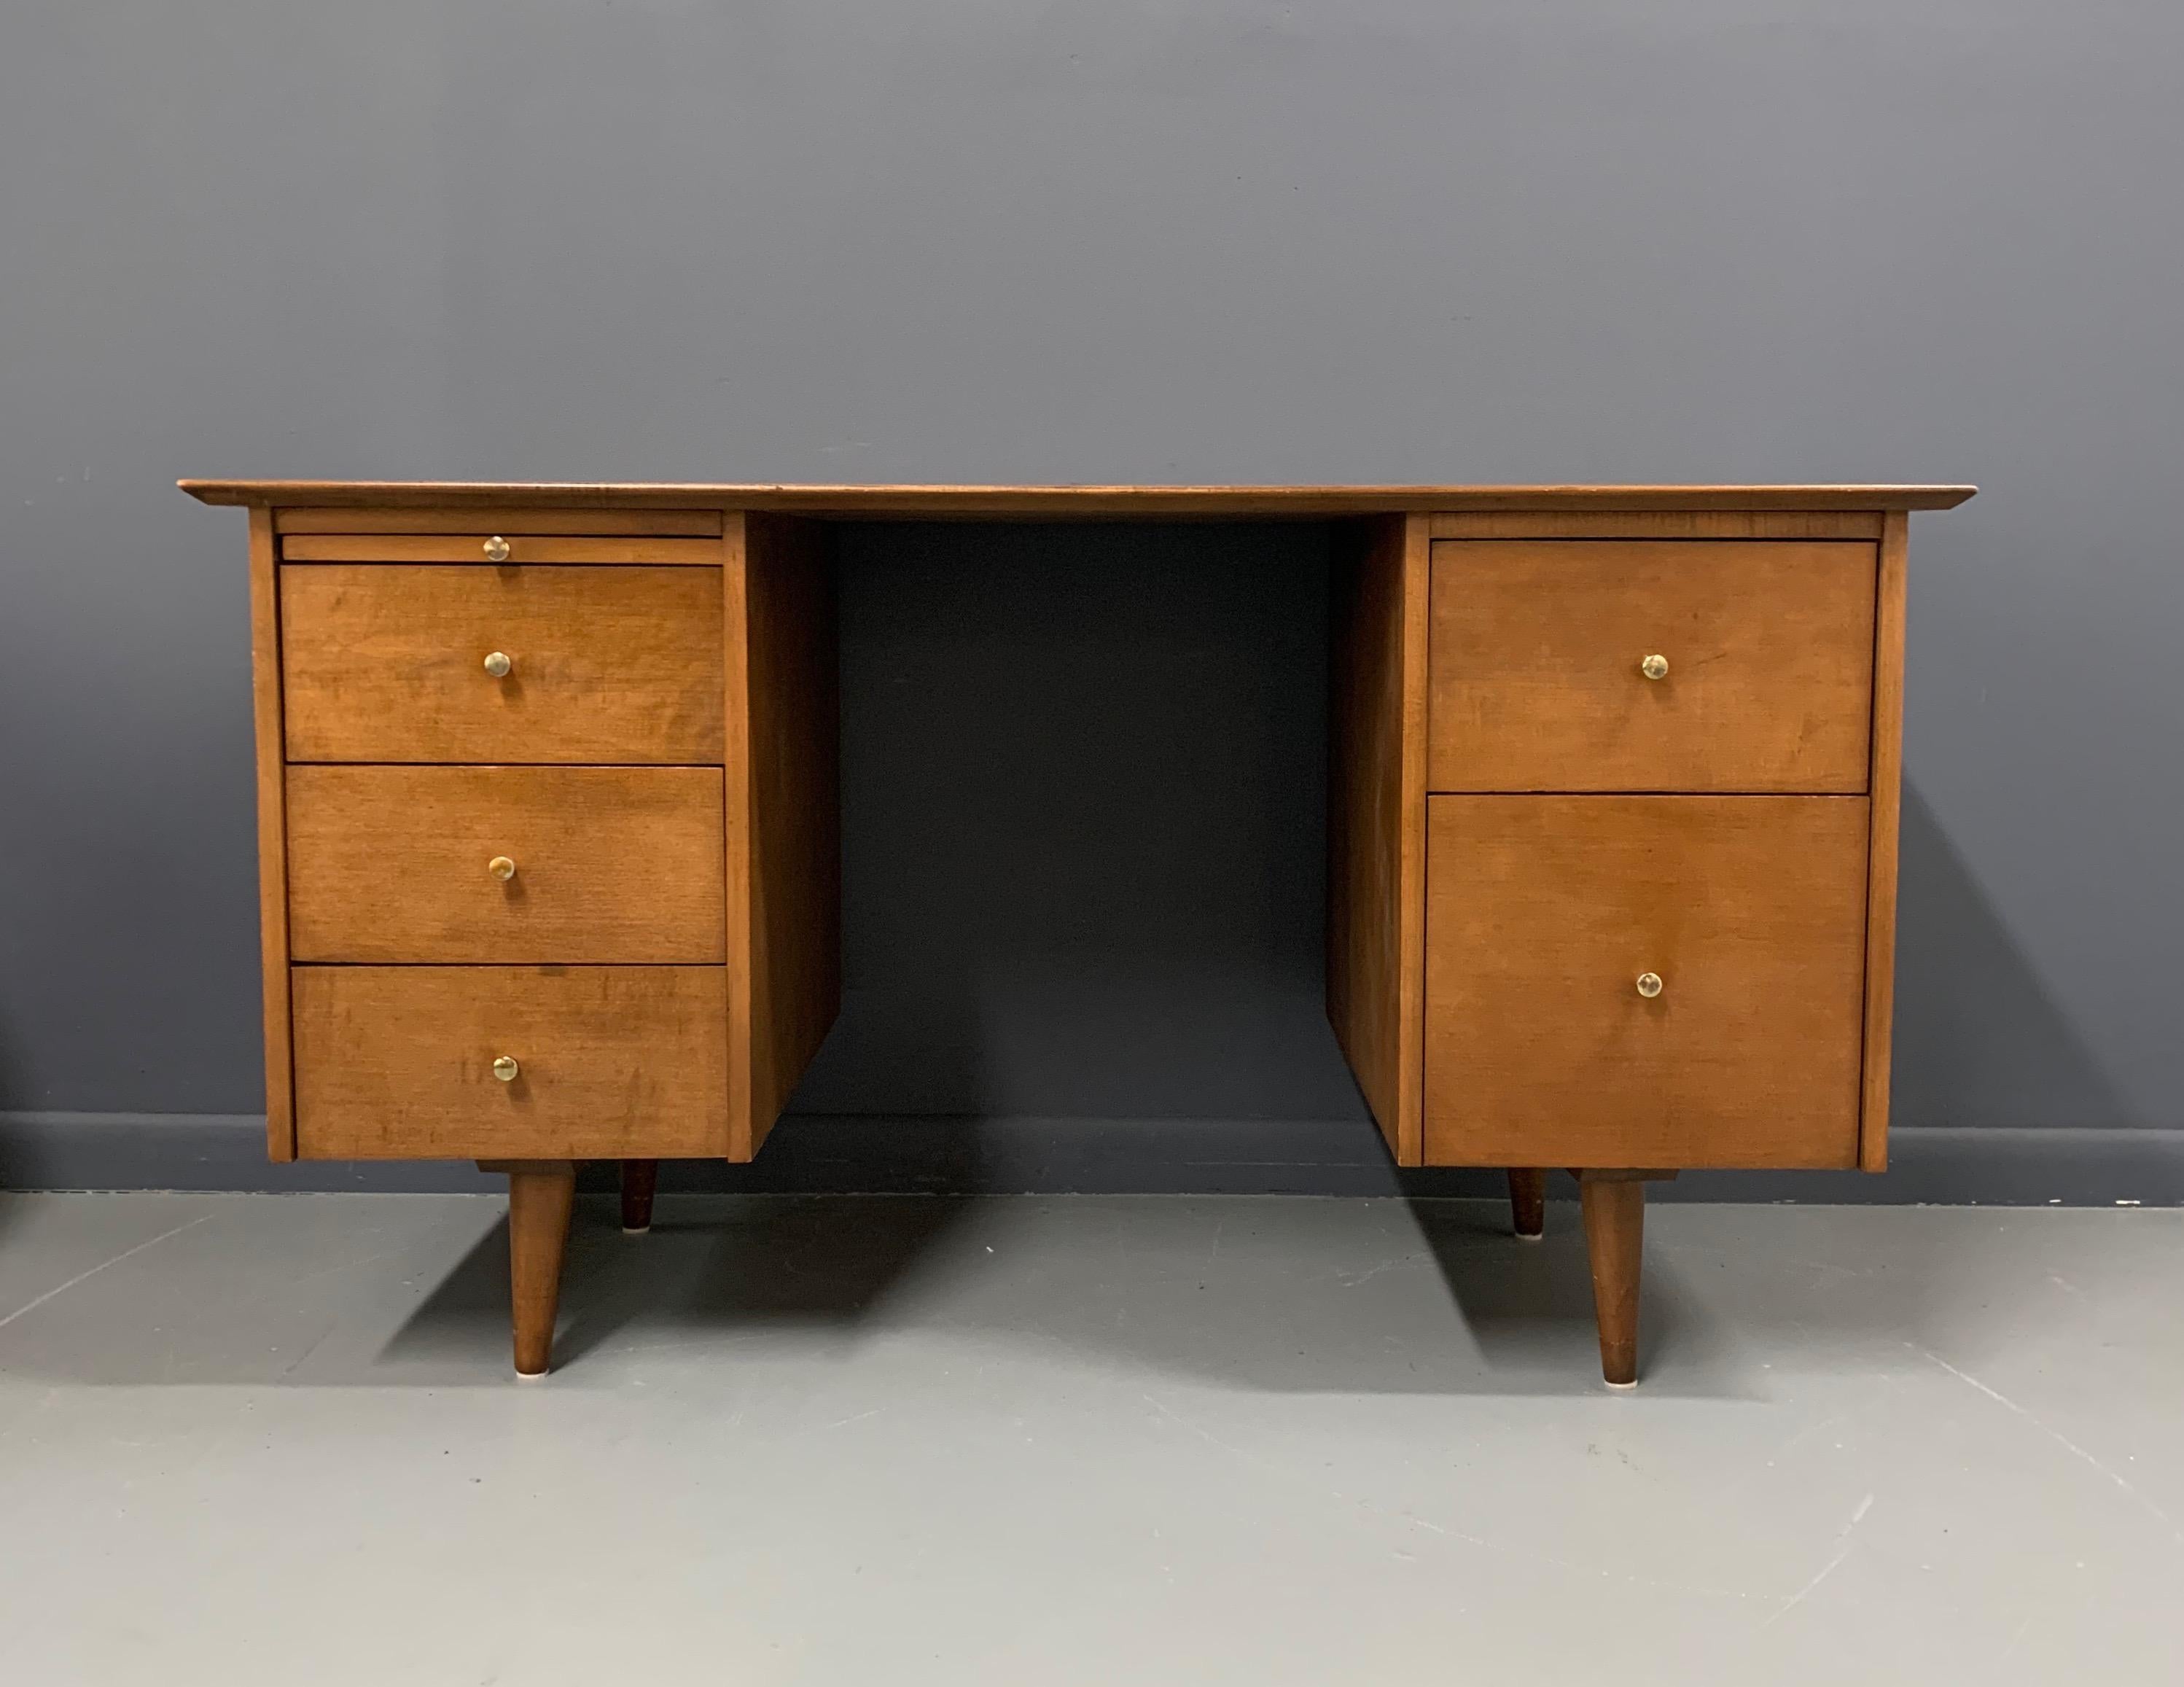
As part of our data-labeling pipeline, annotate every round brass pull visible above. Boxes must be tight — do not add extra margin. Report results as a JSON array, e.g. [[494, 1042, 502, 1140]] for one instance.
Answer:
[[483, 650, 512, 679], [483, 535, 512, 562], [488, 855, 517, 881], [1635, 972, 1664, 999], [491, 1055, 520, 1083], [1639, 653, 1669, 681]]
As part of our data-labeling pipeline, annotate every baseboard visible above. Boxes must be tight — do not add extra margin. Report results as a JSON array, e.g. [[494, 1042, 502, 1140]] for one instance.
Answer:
[[0, 1113, 502, 1193], [3, 1111, 2180, 1204]]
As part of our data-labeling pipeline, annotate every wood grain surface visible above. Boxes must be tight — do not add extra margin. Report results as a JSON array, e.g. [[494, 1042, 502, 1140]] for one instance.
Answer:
[[728, 513, 843, 1158], [280, 564, 725, 764], [1427, 540, 1877, 792], [1579, 1174, 1647, 1385], [274, 507, 721, 536], [1423, 795, 1870, 1169], [506, 1161, 576, 1376], [184, 480, 1977, 515], [1860, 512, 1911, 1170], [286, 765, 726, 962], [291, 965, 729, 1159], [246, 507, 296, 1159], [1326, 513, 1429, 1164], [1428, 511, 1883, 541], [281, 534, 721, 564]]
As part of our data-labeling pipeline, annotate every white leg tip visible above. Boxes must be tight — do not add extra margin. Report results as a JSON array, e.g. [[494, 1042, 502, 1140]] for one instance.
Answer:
[[621, 1224, 651, 1235], [1603, 1378, 1638, 1392], [514, 1368, 549, 1382], [1515, 1228, 1545, 1242]]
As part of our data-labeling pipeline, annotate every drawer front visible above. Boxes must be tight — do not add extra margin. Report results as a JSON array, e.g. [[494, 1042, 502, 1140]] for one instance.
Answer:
[[1427, 540, 1876, 792], [281, 564, 725, 763], [281, 533, 721, 564], [274, 508, 722, 537], [1423, 795, 1868, 1168], [292, 966, 729, 1158], [286, 765, 726, 963]]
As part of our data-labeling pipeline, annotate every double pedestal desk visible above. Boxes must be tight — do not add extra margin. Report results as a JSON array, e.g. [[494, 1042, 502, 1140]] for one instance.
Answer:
[[182, 480, 1973, 1384]]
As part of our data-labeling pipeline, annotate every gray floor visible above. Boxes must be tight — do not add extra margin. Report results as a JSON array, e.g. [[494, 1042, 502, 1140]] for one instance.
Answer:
[[1, 1193, 2178, 1685]]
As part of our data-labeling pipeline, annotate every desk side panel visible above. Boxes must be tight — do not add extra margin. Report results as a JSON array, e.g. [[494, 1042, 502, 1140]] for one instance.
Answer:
[[1860, 511, 1911, 1169], [1327, 513, 1429, 1164], [729, 513, 843, 1158], [247, 507, 296, 1159]]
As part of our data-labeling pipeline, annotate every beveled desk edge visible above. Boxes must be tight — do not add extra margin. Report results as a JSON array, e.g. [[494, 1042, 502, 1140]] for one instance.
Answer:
[[181, 480, 1978, 515]]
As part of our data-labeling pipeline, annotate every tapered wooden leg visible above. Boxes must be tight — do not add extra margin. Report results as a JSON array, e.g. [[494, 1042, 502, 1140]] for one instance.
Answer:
[[507, 1161, 576, 1379], [620, 1158, 659, 1234], [1578, 1172, 1647, 1387], [1507, 1168, 1547, 1239]]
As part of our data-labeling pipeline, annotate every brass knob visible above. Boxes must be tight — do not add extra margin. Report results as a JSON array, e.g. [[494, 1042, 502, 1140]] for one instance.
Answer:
[[1640, 653, 1669, 681], [491, 1055, 520, 1083], [1636, 972, 1664, 999], [483, 650, 512, 678], [483, 535, 511, 561], [488, 855, 516, 881]]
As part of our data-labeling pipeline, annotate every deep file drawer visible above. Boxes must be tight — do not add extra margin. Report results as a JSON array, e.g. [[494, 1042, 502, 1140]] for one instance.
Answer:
[[1422, 794, 1870, 1169]]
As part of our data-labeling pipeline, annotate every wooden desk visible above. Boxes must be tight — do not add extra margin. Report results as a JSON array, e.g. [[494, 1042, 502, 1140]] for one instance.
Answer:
[[182, 480, 1974, 1383]]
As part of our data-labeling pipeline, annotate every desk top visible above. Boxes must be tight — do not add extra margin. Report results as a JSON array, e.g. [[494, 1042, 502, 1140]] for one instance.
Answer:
[[181, 481, 1976, 516]]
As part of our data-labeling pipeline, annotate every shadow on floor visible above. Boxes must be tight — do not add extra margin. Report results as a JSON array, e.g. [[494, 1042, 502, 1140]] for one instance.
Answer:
[[377, 1191, 1773, 1398], [0, 1188, 2062, 1398], [379, 1193, 983, 1373]]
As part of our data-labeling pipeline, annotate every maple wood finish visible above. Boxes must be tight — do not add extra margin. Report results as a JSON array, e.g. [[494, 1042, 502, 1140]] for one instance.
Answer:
[[1424, 795, 1871, 1169], [728, 513, 842, 1160], [1577, 1169, 1674, 1387], [502, 1161, 577, 1377], [188, 480, 1973, 516], [286, 765, 727, 963], [291, 965, 730, 1160], [274, 507, 725, 536], [1326, 514, 1430, 1164], [246, 508, 296, 1161], [1427, 539, 1878, 793], [281, 533, 721, 565], [1427, 510, 1886, 541], [195, 480, 1969, 1381], [280, 564, 726, 764], [1860, 513, 1912, 1172]]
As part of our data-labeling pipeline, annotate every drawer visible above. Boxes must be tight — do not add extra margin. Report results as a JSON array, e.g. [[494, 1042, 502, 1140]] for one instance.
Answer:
[[273, 508, 722, 537], [292, 965, 729, 1159], [1422, 795, 1868, 1168], [286, 765, 726, 963], [281, 533, 721, 564], [281, 564, 724, 763], [1427, 540, 1876, 792]]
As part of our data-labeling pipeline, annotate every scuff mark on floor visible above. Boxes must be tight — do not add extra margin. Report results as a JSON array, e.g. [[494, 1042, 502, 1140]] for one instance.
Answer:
[[1766, 1489, 1875, 1625], [1917, 1345, 2184, 1548], [1142, 1389, 1772, 1604], [0, 1212, 218, 1333]]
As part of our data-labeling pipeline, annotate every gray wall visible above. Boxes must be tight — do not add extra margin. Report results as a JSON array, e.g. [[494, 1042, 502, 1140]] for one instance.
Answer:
[[2, 2, 2179, 1197]]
